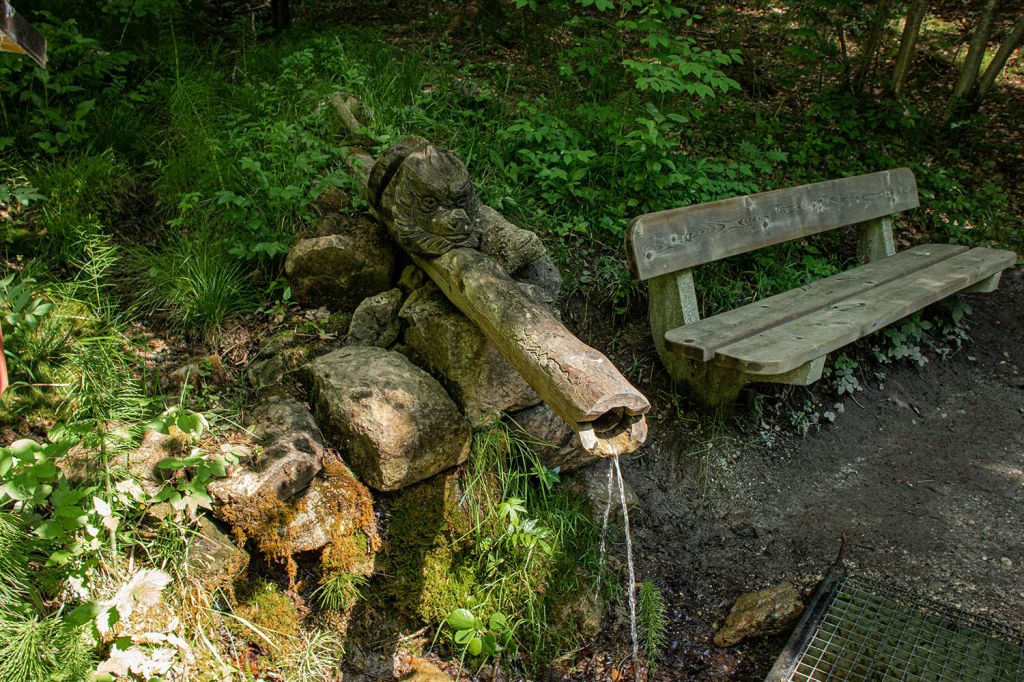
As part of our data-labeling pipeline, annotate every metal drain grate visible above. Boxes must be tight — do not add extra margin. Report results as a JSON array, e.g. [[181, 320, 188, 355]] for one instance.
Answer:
[[766, 569, 1024, 681]]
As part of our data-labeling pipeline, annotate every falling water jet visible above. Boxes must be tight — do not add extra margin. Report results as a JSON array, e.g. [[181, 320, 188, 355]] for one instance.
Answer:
[[613, 453, 640, 682]]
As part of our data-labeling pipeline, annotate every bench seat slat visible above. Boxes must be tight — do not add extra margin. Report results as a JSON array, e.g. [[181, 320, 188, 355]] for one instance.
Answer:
[[664, 244, 969, 362], [708, 247, 1016, 375]]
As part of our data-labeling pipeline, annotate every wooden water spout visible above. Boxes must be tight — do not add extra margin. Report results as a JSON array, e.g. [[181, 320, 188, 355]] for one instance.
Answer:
[[330, 95, 649, 456]]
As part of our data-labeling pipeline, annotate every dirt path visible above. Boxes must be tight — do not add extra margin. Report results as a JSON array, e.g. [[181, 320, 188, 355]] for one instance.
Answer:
[[616, 267, 1024, 680]]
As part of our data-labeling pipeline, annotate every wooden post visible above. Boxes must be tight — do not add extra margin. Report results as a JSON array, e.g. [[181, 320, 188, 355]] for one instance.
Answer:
[[329, 97, 650, 456]]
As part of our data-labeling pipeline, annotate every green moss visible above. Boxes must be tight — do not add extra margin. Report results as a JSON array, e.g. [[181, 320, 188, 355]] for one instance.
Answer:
[[236, 580, 302, 639], [378, 472, 475, 620]]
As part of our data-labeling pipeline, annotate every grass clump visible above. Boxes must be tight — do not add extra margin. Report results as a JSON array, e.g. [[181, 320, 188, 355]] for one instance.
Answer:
[[129, 232, 259, 340], [313, 572, 368, 613]]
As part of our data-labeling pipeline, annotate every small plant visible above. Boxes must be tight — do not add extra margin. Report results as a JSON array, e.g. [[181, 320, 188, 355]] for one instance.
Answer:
[[637, 581, 668, 671], [831, 354, 862, 396], [446, 607, 513, 660], [313, 572, 368, 612], [286, 629, 343, 681], [148, 407, 241, 520]]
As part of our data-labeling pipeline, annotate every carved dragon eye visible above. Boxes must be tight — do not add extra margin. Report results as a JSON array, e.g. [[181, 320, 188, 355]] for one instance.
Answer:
[[420, 196, 439, 212]]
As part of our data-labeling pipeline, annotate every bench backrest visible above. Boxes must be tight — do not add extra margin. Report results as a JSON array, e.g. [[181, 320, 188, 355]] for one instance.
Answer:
[[625, 168, 919, 281]]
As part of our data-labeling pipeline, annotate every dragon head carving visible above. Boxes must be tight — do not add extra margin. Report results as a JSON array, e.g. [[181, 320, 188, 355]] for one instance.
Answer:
[[370, 140, 480, 256]]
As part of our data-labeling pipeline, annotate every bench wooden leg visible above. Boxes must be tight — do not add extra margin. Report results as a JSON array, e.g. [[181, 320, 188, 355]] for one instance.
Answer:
[[964, 271, 1002, 293], [655, 348, 826, 413], [648, 271, 828, 412]]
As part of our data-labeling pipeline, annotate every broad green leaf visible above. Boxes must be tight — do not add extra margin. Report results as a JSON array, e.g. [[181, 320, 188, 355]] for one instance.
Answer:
[[454, 628, 475, 645], [64, 602, 101, 628], [481, 632, 499, 656], [35, 519, 64, 539], [10, 439, 42, 458], [447, 608, 476, 631], [489, 612, 508, 631], [5, 477, 35, 501]]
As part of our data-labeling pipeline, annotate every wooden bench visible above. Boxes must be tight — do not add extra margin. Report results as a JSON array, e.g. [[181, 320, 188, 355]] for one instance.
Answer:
[[625, 168, 1017, 409]]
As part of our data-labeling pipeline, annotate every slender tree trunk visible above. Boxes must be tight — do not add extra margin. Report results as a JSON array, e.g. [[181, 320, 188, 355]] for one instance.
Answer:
[[892, 0, 929, 96], [976, 16, 1024, 99], [856, 0, 893, 92], [950, 0, 1000, 104]]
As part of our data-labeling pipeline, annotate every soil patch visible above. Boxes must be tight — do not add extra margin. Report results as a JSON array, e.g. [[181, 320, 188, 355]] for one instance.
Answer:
[[610, 267, 1024, 680]]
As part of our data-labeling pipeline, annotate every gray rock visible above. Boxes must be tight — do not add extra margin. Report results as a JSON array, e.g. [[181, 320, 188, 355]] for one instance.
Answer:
[[284, 217, 396, 311], [397, 264, 428, 294], [348, 289, 404, 348], [284, 460, 380, 575], [187, 515, 249, 590], [505, 403, 596, 472], [59, 429, 179, 496], [209, 390, 324, 509], [400, 284, 539, 427], [246, 330, 330, 389], [713, 582, 804, 647], [570, 462, 641, 526], [301, 347, 472, 491]]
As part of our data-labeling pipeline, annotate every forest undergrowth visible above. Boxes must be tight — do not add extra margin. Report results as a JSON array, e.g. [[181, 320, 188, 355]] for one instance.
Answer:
[[0, 0, 1021, 679]]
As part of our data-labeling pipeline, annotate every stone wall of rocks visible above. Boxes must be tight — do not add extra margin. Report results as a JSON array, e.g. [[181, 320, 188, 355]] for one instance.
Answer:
[[210, 189, 607, 571]]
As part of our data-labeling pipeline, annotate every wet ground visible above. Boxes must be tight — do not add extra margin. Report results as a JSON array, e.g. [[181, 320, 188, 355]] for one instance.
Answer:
[[588, 267, 1024, 680]]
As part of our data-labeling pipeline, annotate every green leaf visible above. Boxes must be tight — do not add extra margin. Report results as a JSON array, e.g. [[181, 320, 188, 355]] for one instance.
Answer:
[[480, 632, 499, 656], [5, 477, 35, 501], [447, 608, 476, 631], [10, 439, 42, 458], [454, 628, 475, 645], [35, 519, 64, 539], [32, 459, 57, 481], [0, 453, 13, 478], [157, 457, 189, 470], [467, 636, 482, 657], [64, 602, 101, 628], [489, 612, 508, 631]]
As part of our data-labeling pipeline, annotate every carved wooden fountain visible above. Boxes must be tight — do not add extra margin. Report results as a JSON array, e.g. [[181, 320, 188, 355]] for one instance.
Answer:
[[331, 95, 650, 457]]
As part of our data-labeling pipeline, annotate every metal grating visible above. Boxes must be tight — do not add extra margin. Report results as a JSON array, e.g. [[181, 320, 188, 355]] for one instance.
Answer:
[[766, 569, 1024, 681]]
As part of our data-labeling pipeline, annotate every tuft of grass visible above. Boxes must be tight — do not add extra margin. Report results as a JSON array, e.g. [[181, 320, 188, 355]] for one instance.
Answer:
[[129, 232, 258, 340], [313, 572, 368, 612], [285, 629, 343, 681]]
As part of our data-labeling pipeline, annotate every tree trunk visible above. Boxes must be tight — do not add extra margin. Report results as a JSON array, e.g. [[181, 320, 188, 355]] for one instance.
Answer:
[[976, 15, 1024, 99], [856, 0, 893, 92], [950, 0, 1000, 104], [892, 0, 928, 96]]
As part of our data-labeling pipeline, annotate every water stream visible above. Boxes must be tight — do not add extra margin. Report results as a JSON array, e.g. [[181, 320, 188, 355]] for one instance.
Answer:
[[597, 455, 641, 682]]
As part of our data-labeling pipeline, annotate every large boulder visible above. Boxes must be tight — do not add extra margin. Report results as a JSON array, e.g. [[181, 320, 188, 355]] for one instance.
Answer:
[[209, 390, 324, 511], [400, 284, 539, 427], [301, 347, 472, 491], [284, 216, 396, 311]]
